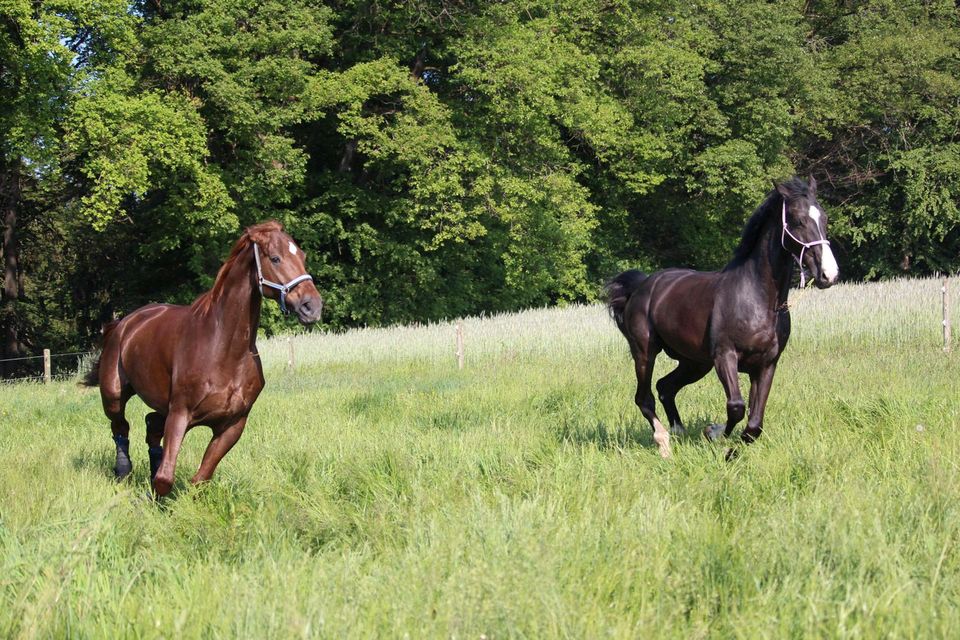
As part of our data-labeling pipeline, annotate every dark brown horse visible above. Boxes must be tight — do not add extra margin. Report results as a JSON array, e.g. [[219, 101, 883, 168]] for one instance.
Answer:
[[606, 177, 838, 457], [84, 221, 322, 495]]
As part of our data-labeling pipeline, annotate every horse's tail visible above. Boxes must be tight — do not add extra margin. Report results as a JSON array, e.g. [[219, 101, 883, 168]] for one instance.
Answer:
[[80, 320, 119, 387], [605, 269, 648, 336], [81, 354, 101, 387]]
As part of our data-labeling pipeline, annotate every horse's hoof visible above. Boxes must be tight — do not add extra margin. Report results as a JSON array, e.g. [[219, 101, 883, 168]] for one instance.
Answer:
[[669, 424, 686, 436], [153, 475, 173, 497], [653, 433, 670, 458], [703, 423, 725, 441]]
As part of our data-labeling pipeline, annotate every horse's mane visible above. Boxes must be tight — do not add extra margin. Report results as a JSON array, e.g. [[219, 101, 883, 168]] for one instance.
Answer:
[[726, 177, 810, 267], [191, 220, 284, 315]]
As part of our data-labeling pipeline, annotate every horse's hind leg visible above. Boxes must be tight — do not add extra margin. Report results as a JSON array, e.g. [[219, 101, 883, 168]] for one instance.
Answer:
[[107, 399, 133, 480], [145, 412, 165, 480], [97, 344, 135, 480], [631, 340, 672, 458], [656, 360, 711, 436]]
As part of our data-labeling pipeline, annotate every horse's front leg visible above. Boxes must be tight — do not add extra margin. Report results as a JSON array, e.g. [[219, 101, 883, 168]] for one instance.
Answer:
[[742, 364, 777, 443], [190, 416, 248, 485], [704, 350, 745, 441], [153, 409, 190, 496]]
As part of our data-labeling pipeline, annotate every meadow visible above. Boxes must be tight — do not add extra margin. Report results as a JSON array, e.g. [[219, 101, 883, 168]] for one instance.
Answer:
[[1, 277, 959, 638]]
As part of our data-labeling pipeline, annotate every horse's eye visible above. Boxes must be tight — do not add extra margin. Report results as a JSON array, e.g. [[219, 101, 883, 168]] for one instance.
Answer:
[[270, 256, 281, 264]]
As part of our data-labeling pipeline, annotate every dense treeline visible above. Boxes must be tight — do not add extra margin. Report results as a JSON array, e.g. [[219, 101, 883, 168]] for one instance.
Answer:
[[2, 0, 959, 365]]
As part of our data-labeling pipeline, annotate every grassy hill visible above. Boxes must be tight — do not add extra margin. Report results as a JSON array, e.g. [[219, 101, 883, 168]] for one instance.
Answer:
[[1, 277, 959, 638]]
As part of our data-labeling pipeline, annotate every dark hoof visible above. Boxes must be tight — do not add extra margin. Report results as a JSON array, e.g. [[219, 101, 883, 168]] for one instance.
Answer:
[[114, 435, 132, 480]]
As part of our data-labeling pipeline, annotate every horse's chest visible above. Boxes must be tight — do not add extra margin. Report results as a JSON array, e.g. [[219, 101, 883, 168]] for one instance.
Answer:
[[734, 313, 789, 367], [192, 366, 263, 423]]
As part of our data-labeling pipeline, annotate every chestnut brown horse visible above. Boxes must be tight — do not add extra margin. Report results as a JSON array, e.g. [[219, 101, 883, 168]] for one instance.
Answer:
[[606, 177, 838, 458], [84, 221, 322, 495]]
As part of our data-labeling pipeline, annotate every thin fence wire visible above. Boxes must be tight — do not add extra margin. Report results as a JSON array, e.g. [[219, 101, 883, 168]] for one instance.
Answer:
[[0, 351, 94, 365], [0, 351, 95, 384]]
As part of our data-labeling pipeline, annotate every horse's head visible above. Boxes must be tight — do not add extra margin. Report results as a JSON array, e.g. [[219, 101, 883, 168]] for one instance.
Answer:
[[246, 221, 323, 324], [777, 176, 839, 289]]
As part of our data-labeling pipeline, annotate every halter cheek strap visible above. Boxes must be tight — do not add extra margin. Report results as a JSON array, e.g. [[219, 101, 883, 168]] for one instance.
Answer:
[[781, 200, 830, 288], [253, 242, 314, 314]]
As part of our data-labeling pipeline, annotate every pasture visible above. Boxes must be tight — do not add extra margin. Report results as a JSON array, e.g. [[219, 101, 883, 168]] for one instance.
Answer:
[[1, 277, 959, 638]]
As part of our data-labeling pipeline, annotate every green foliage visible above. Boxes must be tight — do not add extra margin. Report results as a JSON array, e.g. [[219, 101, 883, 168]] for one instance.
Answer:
[[4, 0, 960, 350]]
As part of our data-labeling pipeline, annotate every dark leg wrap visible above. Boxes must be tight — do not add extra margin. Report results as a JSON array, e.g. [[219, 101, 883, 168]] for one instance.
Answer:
[[149, 446, 164, 480], [114, 435, 132, 480]]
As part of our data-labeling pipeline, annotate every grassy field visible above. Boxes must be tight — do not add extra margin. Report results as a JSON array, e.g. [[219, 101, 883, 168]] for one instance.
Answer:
[[2, 277, 959, 638]]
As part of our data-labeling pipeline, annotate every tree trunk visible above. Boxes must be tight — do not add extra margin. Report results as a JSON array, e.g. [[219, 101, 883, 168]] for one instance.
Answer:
[[1, 157, 25, 374]]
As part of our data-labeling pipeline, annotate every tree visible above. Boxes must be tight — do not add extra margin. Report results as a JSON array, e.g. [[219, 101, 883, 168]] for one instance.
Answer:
[[0, 0, 135, 369], [799, 0, 960, 277]]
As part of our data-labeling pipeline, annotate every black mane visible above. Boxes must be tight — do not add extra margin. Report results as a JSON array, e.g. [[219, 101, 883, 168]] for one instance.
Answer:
[[727, 177, 810, 267]]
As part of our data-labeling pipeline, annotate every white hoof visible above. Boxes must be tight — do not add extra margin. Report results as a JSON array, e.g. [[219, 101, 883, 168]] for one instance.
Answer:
[[703, 423, 725, 442], [653, 428, 672, 458]]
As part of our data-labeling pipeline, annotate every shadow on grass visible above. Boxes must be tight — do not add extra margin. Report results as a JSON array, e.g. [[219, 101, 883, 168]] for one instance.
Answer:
[[554, 413, 725, 452], [70, 448, 116, 480], [554, 415, 651, 450], [71, 449, 188, 505]]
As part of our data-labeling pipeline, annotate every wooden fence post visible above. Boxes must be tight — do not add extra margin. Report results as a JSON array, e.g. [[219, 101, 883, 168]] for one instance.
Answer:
[[944, 277, 952, 353], [455, 321, 464, 370], [43, 348, 51, 383]]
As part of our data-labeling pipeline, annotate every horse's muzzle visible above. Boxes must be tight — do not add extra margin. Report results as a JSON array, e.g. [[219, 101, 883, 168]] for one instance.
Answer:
[[813, 268, 837, 289], [293, 294, 323, 324]]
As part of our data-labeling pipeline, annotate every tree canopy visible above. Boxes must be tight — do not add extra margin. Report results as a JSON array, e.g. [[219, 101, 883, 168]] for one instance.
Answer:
[[2, 0, 959, 360]]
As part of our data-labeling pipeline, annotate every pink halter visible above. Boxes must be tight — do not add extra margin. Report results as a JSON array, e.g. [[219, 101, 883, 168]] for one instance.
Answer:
[[781, 200, 830, 288]]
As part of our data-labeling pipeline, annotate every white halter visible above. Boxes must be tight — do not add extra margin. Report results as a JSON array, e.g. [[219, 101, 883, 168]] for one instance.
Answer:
[[781, 200, 830, 288], [252, 242, 313, 314]]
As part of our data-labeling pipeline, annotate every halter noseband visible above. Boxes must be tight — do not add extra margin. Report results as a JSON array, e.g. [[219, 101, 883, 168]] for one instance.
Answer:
[[252, 242, 313, 314], [781, 199, 830, 288]]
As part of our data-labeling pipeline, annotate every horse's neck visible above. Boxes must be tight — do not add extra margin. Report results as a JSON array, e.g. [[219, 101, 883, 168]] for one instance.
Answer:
[[208, 251, 262, 355], [740, 215, 795, 309]]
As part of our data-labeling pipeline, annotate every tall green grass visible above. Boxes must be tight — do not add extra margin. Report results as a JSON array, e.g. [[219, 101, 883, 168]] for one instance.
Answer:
[[1, 276, 959, 638]]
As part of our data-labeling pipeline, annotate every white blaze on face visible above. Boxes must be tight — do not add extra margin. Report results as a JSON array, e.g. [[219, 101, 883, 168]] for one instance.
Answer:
[[288, 241, 298, 256], [809, 205, 839, 282]]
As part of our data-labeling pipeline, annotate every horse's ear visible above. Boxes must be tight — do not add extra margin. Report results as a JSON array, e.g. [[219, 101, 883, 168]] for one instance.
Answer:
[[808, 175, 817, 194], [775, 181, 790, 199]]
